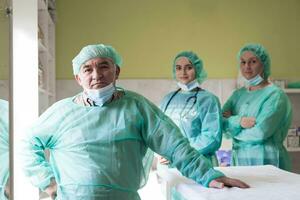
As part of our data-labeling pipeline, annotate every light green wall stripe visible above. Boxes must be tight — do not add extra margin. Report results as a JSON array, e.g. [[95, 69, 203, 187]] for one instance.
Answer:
[[53, 0, 300, 79], [0, 8, 9, 80]]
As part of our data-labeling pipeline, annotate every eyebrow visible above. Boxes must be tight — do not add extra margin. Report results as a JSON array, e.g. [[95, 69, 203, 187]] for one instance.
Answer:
[[82, 61, 111, 68], [82, 65, 91, 69], [176, 64, 193, 67], [96, 61, 110, 65]]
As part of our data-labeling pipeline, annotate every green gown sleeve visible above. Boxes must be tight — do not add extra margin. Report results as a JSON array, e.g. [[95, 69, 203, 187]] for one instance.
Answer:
[[222, 91, 242, 136], [21, 102, 61, 190], [138, 96, 224, 187], [234, 91, 291, 142], [194, 95, 222, 155]]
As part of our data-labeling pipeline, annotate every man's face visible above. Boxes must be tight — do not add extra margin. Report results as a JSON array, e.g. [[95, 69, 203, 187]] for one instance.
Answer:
[[75, 57, 120, 90]]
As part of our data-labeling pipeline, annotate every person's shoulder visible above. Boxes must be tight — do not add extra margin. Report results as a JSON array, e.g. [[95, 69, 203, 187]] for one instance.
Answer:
[[43, 96, 75, 113], [52, 97, 73, 106], [0, 99, 8, 105], [266, 84, 288, 99], [234, 87, 246, 94], [162, 90, 179, 100], [0, 99, 8, 110], [268, 84, 284, 93], [123, 89, 143, 98], [122, 89, 159, 108], [197, 89, 220, 102], [227, 87, 246, 98], [198, 89, 217, 98], [122, 89, 149, 102]]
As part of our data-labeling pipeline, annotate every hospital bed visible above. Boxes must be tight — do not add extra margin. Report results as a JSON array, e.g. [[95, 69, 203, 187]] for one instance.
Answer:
[[156, 165, 300, 200]]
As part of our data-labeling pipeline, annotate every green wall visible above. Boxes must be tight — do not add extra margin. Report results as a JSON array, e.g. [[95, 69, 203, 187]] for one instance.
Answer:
[[0, 4, 9, 80], [56, 0, 300, 80]]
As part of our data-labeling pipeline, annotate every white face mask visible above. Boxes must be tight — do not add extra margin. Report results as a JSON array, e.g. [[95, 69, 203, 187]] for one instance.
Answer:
[[244, 74, 264, 87], [177, 79, 199, 91], [85, 83, 115, 106]]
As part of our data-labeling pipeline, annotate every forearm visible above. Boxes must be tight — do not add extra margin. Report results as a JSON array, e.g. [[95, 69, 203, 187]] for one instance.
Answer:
[[234, 125, 275, 143], [149, 127, 224, 187], [223, 115, 242, 136], [170, 139, 224, 186], [22, 139, 55, 190], [197, 139, 221, 156]]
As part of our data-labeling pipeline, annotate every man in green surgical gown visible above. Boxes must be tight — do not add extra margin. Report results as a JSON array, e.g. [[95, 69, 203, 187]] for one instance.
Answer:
[[22, 44, 249, 200]]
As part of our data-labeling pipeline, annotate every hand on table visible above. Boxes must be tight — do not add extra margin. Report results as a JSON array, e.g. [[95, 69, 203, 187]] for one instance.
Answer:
[[209, 176, 250, 189], [158, 156, 170, 165]]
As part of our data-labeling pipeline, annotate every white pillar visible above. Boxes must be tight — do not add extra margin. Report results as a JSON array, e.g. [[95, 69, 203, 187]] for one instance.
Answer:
[[12, 0, 39, 199]]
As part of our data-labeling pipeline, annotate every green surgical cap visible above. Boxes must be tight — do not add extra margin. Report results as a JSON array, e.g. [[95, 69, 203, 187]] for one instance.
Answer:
[[237, 43, 271, 79], [173, 51, 207, 84], [72, 44, 122, 75]]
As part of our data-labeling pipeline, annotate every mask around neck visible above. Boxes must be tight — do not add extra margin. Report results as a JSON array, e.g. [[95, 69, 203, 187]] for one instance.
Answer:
[[177, 79, 199, 91], [85, 83, 115, 106], [244, 74, 264, 87]]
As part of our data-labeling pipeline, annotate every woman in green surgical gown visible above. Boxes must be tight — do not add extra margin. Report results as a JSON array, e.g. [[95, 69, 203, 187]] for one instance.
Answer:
[[222, 44, 292, 170], [159, 51, 222, 166]]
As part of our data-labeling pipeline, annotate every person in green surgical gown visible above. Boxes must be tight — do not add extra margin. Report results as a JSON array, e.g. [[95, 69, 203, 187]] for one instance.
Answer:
[[22, 44, 249, 200], [159, 51, 222, 167], [222, 43, 292, 170], [0, 99, 9, 199]]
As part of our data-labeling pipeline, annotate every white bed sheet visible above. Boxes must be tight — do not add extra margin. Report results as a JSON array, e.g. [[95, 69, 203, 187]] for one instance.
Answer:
[[172, 165, 300, 200]]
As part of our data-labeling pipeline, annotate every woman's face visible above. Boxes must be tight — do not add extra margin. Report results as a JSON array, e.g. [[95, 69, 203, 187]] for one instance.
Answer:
[[175, 57, 196, 84], [240, 51, 264, 80]]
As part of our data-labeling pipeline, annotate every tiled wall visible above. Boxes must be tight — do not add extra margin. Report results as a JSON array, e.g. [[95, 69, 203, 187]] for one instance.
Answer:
[[56, 79, 237, 106]]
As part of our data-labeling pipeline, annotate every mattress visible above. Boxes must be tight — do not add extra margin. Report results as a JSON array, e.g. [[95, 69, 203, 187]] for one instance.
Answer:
[[168, 165, 300, 200]]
